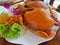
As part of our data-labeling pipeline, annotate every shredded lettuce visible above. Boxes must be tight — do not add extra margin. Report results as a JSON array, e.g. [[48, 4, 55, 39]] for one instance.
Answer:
[[0, 23, 22, 39], [0, 24, 8, 37]]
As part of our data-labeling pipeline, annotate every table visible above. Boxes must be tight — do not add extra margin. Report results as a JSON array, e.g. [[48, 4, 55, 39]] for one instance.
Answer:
[[0, 1, 60, 45]]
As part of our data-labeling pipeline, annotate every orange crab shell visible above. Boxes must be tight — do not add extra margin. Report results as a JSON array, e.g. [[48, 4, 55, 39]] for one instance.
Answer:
[[24, 8, 56, 31]]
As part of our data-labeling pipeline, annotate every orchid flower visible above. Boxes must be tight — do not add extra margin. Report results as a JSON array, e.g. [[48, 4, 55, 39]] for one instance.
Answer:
[[12, 9, 20, 15], [3, 3, 10, 9], [3, 3, 20, 15]]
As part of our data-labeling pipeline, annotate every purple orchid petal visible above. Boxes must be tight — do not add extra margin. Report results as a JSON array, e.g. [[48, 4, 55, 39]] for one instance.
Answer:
[[12, 10, 20, 15], [3, 3, 10, 9]]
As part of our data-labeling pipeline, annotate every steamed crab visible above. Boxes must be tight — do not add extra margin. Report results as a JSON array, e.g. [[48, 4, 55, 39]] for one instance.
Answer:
[[15, 1, 59, 38]]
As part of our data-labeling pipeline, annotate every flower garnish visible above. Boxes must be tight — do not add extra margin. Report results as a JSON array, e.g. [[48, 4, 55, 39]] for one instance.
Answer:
[[3, 3, 20, 15], [3, 3, 10, 9], [12, 9, 20, 15]]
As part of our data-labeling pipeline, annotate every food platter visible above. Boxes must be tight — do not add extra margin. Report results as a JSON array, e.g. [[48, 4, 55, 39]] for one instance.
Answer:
[[0, 6, 59, 45], [0, 2, 60, 45]]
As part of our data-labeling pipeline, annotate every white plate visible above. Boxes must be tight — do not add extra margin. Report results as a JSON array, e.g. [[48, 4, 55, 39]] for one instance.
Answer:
[[0, 6, 60, 45], [6, 30, 57, 45]]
